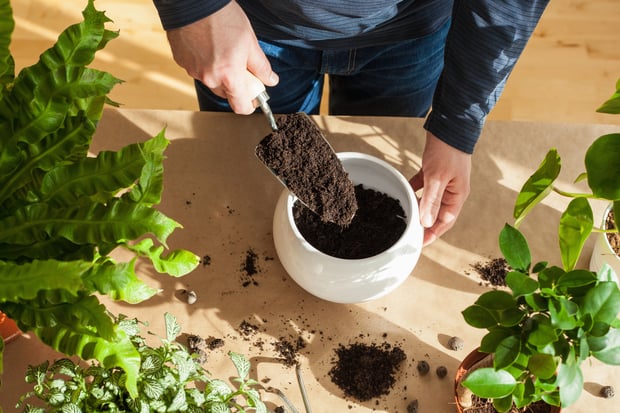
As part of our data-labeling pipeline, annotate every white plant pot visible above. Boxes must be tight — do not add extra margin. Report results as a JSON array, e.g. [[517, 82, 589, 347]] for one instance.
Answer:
[[590, 203, 620, 278], [272, 152, 423, 303]]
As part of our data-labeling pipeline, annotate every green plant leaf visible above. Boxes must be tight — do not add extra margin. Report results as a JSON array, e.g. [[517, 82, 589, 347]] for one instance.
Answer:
[[229, 351, 251, 380], [82, 260, 159, 304], [462, 367, 517, 399], [585, 134, 620, 200], [548, 298, 579, 330], [506, 271, 538, 297], [559, 198, 593, 271], [527, 316, 558, 348], [165, 312, 182, 342], [0, 0, 14, 94], [514, 149, 561, 226], [492, 394, 513, 413], [0, 199, 181, 247], [499, 224, 531, 272], [556, 362, 583, 407], [528, 353, 557, 379], [480, 329, 514, 353], [462, 304, 498, 329], [557, 269, 597, 291], [596, 79, 620, 114], [475, 290, 517, 311], [0, 259, 90, 302], [590, 328, 620, 365], [583, 281, 620, 325], [494, 335, 521, 369], [125, 238, 199, 277]]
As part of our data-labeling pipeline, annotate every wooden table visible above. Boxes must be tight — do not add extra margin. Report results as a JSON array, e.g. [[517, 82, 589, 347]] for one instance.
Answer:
[[1, 109, 617, 412]]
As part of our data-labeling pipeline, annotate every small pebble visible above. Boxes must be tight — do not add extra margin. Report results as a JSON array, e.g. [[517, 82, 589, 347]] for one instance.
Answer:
[[416, 360, 430, 376], [448, 336, 464, 351], [186, 290, 197, 304], [436, 365, 448, 378], [406, 399, 419, 413], [600, 385, 615, 398]]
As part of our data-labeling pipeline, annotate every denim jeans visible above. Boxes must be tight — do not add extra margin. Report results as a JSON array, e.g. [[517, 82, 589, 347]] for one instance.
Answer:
[[195, 19, 450, 117]]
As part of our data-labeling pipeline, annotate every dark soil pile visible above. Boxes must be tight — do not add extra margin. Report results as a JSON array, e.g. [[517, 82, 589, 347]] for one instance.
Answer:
[[255, 112, 357, 226], [329, 342, 406, 401], [294, 184, 407, 259], [471, 258, 511, 286]]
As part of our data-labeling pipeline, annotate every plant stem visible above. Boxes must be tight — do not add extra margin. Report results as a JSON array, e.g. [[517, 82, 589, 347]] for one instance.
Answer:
[[552, 187, 595, 199]]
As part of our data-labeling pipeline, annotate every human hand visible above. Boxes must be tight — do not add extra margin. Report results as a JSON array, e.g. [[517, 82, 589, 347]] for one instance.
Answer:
[[409, 132, 472, 246], [165, 1, 279, 114]]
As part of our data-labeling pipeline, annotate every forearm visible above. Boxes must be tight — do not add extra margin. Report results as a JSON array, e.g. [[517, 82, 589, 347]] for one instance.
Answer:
[[153, 0, 231, 30], [425, 0, 550, 154]]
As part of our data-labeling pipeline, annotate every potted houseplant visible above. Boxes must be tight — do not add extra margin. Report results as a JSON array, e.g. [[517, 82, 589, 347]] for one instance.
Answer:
[[18, 313, 267, 413], [511, 79, 620, 277], [272, 152, 424, 303], [0, 0, 199, 396], [456, 82, 620, 412], [457, 223, 620, 413]]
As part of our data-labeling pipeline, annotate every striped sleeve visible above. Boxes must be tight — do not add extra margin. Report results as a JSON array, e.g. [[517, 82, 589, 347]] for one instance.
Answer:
[[152, 0, 231, 30], [424, 0, 550, 154]]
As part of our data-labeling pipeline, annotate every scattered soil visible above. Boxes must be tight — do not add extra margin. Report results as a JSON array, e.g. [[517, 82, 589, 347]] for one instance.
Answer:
[[255, 112, 357, 226], [328, 342, 406, 401], [605, 210, 619, 256], [293, 184, 407, 259], [470, 258, 511, 286], [273, 336, 306, 367], [240, 248, 260, 287], [467, 396, 555, 413]]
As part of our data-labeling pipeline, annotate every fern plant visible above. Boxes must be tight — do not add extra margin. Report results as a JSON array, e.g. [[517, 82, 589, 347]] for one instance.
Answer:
[[18, 313, 267, 413], [0, 0, 199, 396]]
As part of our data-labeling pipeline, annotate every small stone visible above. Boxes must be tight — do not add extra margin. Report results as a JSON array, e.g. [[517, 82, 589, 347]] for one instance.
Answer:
[[436, 365, 448, 378], [186, 290, 197, 304], [600, 385, 615, 398], [406, 399, 419, 413], [448, 336, 464, 351], [416, 360, 430, 376]]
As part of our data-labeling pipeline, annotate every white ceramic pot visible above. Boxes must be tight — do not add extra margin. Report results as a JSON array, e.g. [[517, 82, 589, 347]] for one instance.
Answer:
[[272, 152, 423, 303], [590, 203, 620, 278]]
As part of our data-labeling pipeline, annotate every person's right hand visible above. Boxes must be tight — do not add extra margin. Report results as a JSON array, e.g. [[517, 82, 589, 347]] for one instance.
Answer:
[[165, 1, 279, 114]]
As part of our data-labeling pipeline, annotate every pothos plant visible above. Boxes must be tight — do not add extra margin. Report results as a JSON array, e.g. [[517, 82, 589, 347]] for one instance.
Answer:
[[512, 79, 620, 273], [458, 83, 620, 412], [0, 0, 199, 397], [18, 313, 266, 413]]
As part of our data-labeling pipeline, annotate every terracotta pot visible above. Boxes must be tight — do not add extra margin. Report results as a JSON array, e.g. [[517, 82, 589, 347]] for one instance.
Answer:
[[0, 311, 21, 344], [455, 348, 561, 413], [590, 203, 620, 278], [272, 152, 423, 303]]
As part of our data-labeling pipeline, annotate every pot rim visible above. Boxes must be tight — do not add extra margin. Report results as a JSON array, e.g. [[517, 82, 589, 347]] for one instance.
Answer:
[[0, 311, 21, 344], [284, 151, 420, 262]]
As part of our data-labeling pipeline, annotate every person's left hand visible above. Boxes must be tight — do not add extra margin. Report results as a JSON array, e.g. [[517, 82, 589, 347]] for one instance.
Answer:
[[409, 131, 472, 246]]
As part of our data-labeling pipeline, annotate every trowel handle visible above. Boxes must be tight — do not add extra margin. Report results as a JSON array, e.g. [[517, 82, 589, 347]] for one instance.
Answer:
[[247, 71, 278, 131]]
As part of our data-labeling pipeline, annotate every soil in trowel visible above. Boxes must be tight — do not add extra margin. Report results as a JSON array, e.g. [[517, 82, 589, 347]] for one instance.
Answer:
[[255, 112, 357, 226]]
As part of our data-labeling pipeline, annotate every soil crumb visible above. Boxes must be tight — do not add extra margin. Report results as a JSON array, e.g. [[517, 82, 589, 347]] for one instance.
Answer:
[[255, 112, 357, 226], [329, 342, 406, 401], [471, 257, 511, 286], [293, 184, 406, 259], [274, 336, 306, 367], [240, 249, 260, 286]]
